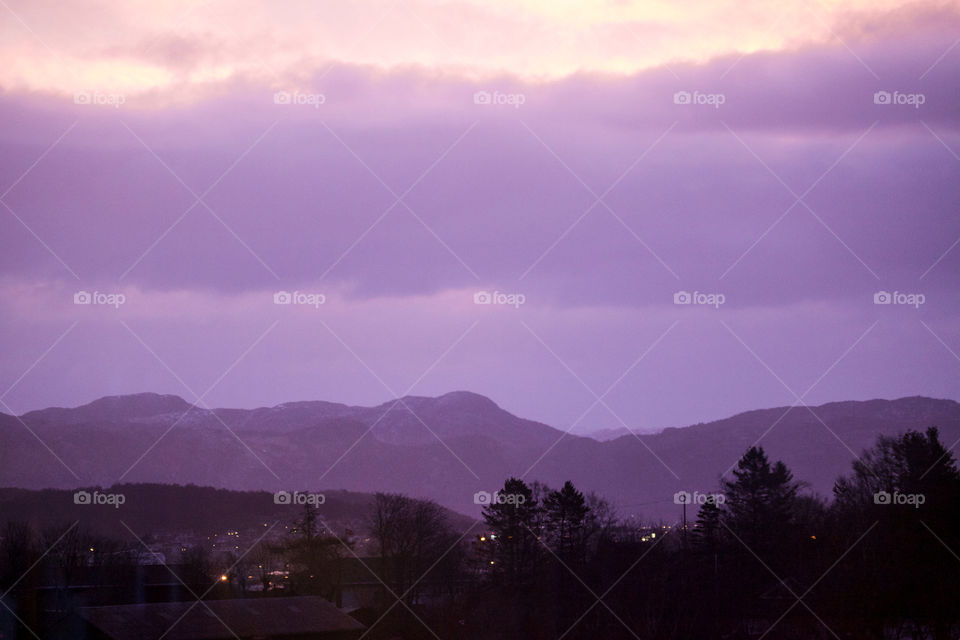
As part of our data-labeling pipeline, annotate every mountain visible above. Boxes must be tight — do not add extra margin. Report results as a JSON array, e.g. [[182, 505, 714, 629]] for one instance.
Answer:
[[21, 393, 193, 426], [571, 426, 645, 441], [2, 392, 958, 521]]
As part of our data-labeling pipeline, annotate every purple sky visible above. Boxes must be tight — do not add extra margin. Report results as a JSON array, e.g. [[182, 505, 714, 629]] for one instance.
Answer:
[[1, 1, 958, 434]]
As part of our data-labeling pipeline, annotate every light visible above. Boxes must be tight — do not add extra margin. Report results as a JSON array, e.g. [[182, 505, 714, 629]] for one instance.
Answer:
[[220, 574, 229, 582], [479, 536, 486, 542], [651, 533, 656, 538], [489, 561, 495, 565], [810, 535, 817, 540]]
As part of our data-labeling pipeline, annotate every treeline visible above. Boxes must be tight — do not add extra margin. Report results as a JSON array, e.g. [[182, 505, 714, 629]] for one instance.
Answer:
[[2, 427, 959, 639], [361, 427, 960, 639]]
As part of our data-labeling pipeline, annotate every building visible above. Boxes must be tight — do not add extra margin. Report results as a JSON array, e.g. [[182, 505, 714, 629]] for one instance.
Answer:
[[74, 596, 365, 640]]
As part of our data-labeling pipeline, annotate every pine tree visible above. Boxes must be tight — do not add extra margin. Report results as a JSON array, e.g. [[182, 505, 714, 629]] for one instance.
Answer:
[[831, 427, 960, 631], [722, 446, 799, 550], [692, 495, 723, 555], [481, 478, 540, 586], [543, 480, 590, 563]]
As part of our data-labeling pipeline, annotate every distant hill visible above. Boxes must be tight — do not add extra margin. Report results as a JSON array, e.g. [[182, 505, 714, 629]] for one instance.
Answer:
[[0, 483, 477, 540], [2, 392, 957, 521], [571, 426, 650, 441]]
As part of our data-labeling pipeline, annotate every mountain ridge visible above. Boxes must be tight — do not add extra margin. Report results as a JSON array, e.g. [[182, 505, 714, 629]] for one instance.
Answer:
[[2, 392, 957, 521], [17, 391, 952, 439]]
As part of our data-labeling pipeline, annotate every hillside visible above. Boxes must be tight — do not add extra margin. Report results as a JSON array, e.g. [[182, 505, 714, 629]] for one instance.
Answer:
[[2, 393, 957, 521]]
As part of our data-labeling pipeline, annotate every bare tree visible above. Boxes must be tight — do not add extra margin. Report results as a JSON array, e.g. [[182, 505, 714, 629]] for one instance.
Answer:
[[369, 493, 461, 605]]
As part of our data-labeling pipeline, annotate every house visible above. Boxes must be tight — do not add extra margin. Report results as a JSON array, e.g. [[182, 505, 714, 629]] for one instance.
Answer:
[[75, 596, 365, 640]]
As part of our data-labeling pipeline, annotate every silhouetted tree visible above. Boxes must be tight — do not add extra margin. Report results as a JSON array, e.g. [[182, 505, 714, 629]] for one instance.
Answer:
[[692, 494, 723, 555], [541, 481, 591, 635], [284, 502, 347, 599], [481, 477, 540, 587], [722, 446, 800, 553], [181, 545, 213, 595], [831, 427, 960, 637], [0, 521, 37, 590], [543, 480, 591, 563], [369, 493, 460, 607]]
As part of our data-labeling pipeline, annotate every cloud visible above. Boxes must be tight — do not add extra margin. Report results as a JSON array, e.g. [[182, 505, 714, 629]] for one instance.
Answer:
[[0, 2, 957, 426], [0, 0, 952, 96], [1, 10, 957, 308]]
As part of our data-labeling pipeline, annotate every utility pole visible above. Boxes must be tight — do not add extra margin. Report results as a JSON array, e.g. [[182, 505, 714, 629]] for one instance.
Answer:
[[682, 500, 687, 546]]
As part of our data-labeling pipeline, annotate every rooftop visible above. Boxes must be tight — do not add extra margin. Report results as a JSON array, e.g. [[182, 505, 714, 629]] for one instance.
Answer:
[[77, 595, 365, 640]]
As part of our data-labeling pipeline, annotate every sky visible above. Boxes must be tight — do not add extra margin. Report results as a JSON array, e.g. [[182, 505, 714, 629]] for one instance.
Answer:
[[0, 0, 958, 434]]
